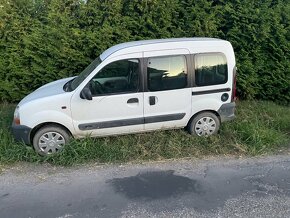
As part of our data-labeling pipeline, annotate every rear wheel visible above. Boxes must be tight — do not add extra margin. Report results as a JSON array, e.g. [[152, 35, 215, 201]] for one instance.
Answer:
[[188, 112, 220, 136], [33, 125, 70, 156]]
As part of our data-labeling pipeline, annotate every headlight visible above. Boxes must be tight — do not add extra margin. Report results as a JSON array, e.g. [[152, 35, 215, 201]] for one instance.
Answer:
[[13, 106, 20, 125]]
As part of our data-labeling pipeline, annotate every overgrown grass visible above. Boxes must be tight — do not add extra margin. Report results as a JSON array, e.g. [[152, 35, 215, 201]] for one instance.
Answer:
[[0, 101, 289, 166]]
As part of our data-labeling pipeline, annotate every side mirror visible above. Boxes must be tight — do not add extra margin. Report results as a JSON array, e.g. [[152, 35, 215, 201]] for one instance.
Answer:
[[80, 87, 93, 100]]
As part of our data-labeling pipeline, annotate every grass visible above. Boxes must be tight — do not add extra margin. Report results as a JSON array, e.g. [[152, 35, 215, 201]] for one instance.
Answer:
[[0, 101, 289, 166]]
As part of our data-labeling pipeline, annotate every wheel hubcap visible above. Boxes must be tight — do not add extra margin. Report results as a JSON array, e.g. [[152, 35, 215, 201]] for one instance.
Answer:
[[195, 117, 216, 136], [38, 132, 65, 154]]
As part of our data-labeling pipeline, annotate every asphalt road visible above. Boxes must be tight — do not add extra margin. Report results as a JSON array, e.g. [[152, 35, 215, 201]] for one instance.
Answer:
[[1, 155, 290, 218]]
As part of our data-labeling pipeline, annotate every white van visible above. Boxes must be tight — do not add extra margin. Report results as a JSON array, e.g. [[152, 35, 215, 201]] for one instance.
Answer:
[[12, 38, 236, 155]]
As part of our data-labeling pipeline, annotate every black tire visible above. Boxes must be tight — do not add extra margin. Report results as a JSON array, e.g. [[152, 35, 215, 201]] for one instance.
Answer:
[[32, 125, 70, 156], [188, 112, 220, 136]]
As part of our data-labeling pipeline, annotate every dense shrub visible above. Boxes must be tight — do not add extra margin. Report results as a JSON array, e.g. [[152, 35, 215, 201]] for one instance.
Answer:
[[0, 0, 289, 104]]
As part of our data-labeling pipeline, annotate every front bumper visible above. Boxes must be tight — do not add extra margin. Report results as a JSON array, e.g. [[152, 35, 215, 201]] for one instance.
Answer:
[[217, 102, 236, 122], [11, 124, 32, 144]]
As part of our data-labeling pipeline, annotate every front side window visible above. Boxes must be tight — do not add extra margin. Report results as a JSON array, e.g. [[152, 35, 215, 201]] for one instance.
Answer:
[[147, 55, 187, 91], [195, 53, 228, 86], [89, 59, 139, 96]]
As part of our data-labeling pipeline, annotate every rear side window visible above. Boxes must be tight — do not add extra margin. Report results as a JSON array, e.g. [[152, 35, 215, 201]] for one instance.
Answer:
[[195, 53, 228, 86], [147, 55, 187, 91]]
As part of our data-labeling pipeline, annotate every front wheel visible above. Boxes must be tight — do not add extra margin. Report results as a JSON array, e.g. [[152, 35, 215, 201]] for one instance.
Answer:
[[188, 112, 220, 136], [33, 125, 70, 156]]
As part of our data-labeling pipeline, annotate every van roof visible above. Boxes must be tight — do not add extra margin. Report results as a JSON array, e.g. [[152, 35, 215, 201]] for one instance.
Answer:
[[100, 37, 226, 60]]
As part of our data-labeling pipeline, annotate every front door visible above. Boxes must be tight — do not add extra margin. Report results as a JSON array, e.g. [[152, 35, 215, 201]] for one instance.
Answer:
[[143, 49, 192, 131], [71, 56, 144, 137]]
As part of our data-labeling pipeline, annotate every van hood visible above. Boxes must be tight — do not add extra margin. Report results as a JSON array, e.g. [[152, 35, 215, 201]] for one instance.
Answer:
[[19, 77, 75, 106]]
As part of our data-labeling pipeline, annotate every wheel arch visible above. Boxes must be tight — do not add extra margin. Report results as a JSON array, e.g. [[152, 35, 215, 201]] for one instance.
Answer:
[[30, 122, 73, 144], [187, 110, 221, 128]]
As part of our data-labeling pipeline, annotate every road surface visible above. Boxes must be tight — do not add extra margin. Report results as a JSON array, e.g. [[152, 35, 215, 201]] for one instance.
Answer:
[[1, 155, 290, 217]]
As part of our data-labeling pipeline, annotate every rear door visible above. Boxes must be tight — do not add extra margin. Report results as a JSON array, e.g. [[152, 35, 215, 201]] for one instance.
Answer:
[[143, 49, 192, 131]]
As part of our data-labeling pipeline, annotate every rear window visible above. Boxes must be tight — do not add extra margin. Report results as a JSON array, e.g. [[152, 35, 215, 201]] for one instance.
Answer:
[[195, 53, 228, 86]]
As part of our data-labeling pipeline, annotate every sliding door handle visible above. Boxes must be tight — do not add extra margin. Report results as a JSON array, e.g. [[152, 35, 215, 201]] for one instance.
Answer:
[[149, 96, 156, 105]]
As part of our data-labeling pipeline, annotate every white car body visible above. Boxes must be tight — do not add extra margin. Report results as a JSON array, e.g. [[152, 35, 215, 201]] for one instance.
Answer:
[[12, 38, 236, 149]]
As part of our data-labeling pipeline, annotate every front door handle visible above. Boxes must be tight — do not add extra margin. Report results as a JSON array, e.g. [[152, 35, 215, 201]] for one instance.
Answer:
[[127, 98, 139, 104], [149, 96, 156, 105]]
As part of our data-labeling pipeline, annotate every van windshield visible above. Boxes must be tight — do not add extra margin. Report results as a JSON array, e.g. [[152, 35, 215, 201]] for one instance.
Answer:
[[69, 57, 102, 91]]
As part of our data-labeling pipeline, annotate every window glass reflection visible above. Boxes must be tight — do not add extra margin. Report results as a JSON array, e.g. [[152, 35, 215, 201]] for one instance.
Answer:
[[195, 53, 228, 86], [148, 56, 187, 91]]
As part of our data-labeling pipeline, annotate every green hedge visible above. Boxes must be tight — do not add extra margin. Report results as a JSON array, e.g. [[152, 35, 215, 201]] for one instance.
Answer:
[[0, 0, 289, 104]]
